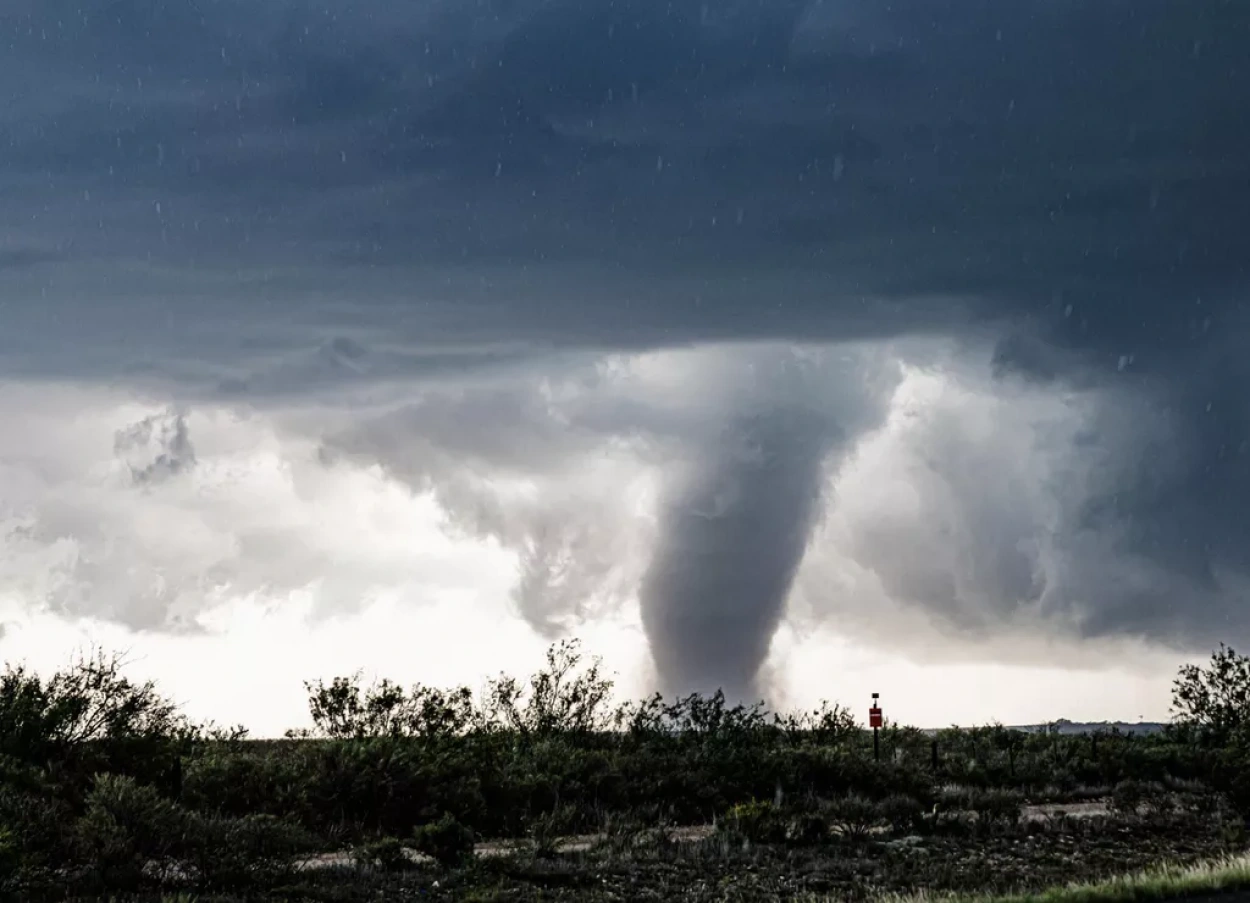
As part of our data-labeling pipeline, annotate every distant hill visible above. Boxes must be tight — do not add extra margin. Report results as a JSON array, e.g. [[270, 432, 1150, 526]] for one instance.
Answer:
[[1008, 719, 1168, 736], [918, 719, 1169, 736]]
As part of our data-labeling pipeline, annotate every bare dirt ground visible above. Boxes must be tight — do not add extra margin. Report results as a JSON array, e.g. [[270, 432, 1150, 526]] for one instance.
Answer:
[[297, 801, 1112, 870], [296, 827, 716, 870], [1021, 801, 1109, 821]]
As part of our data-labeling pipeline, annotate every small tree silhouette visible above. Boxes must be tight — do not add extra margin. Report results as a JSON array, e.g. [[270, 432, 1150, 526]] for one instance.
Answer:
[[1172, 644, 1250, 745]]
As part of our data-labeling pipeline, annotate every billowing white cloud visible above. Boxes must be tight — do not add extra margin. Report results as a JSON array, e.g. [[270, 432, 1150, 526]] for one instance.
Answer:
[[0, 332, 1225, 721], [0, 383, 519, 631], [793, 350, 1231, 663]]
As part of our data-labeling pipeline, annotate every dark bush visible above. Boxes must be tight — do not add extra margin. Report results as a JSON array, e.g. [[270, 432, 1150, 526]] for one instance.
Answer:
[[879, 793, 926, 834], [0, 651, 193, 799], [412, 813, 476, 868], [0, 759, 76, 877], [184, 812, 317, 888], [785, 811, 830, 846], [527, 804, 582, 857], [182, 746, 307, 821], [353, 836, 410, 872], [75, 773, 187, 889], [826, 794, 881, 842], [969, 788, 1023, 829], [720, 800, 787, 845], [1213, 747, 1250, 820], [1110, 779, 1147, 817]]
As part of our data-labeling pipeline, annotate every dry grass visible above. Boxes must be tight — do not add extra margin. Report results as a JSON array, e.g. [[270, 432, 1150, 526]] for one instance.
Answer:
[[847, 854, 1250, 903]]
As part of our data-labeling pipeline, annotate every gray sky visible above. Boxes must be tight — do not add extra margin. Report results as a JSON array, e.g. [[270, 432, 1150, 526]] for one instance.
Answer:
[[1, 0, 1248, 729]]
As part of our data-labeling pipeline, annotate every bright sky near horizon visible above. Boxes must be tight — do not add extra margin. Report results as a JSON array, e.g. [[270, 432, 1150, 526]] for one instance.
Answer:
[[0, 595, 1183, 738]]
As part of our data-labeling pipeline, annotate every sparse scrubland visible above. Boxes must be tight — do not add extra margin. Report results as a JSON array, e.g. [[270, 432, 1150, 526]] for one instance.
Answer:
[[5, 641, 1250, 902]]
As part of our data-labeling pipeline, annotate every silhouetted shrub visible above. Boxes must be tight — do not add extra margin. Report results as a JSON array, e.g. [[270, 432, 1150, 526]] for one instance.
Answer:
[[1111, 779, 1149, 817], [0, 651, 194, 799], [75, 773, 187, 889], [721, 799, 787, 844], [969, 788, 1023, 829], [353, 836, 410, 872], [827, 794, 881, 842], [184, 812, 316, 888], [412, 813, 476, 868], [0, 757, 74, 872], [785, 811, 830, 846], [879, 793, 926, 834]]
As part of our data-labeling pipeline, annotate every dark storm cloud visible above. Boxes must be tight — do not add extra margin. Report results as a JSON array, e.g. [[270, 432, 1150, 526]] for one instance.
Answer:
[[2, 0, 1246, 355], [4, 0, 1250, 686]]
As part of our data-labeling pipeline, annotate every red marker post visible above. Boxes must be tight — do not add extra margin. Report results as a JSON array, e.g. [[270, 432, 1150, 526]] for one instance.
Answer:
[[870, 693, 883, 761]]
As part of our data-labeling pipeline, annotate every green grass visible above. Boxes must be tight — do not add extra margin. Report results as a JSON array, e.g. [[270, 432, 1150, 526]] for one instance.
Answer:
[[857, 854, 1250, 903]]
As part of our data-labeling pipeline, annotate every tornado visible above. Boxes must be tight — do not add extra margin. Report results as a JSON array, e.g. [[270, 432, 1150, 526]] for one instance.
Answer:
[[639, 404, 836, 701]]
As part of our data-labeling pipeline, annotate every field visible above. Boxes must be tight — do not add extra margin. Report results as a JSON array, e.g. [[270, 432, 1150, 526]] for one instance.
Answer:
[[5, 642, 1250, 902]]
